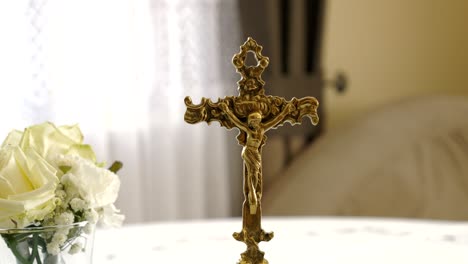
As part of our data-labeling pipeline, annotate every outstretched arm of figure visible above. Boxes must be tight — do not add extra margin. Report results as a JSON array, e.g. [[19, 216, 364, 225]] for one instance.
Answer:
[[263, 103, 294, 130], [219, 102, 248, 132]]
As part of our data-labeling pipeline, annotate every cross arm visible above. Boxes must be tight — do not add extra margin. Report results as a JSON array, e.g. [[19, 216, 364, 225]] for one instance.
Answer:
[[268, 96, 319, 129], [184, 96, 237, 130], [219, 102, 248, 132], [290, 97, 320, 125], [262, 103, 293, 129]]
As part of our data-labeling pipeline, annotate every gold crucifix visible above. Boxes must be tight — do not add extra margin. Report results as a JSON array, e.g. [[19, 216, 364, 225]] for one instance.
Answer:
[[184, 37, 319, 264]]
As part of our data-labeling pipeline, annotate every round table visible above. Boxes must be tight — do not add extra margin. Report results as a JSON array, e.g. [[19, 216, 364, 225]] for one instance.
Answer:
[[93, 217, 468, 263]]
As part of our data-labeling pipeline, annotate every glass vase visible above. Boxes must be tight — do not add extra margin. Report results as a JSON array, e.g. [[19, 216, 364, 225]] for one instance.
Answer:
[[0, 221, 94, 264]]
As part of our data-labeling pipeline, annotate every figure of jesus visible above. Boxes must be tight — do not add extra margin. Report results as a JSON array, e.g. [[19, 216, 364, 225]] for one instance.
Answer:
[[219, 102, 293, 214]]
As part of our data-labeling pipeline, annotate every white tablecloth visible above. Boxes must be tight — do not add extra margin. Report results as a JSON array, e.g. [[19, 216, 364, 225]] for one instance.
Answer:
[[93, 217, 468, 263]]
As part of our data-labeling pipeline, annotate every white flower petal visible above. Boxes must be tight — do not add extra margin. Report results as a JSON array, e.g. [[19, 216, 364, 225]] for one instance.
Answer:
[[62, 156, 120, 209], [1, 130, 23, 147], [0, 146, 58, 228], [99, 204, 125, 227]]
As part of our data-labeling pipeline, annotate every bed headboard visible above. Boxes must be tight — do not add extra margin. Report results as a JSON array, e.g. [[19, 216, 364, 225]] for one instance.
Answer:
[[237, 0, 345, 184]]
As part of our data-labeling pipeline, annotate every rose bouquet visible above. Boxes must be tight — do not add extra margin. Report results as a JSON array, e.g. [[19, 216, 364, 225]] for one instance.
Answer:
[[0, 122, 124, 264]]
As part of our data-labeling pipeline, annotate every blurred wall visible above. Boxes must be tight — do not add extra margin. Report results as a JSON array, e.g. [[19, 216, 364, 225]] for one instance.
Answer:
[[322, 0, 468, 129]]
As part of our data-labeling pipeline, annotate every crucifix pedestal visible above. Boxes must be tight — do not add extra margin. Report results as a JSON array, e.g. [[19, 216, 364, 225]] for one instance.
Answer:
[[184, 37, 319, 264]]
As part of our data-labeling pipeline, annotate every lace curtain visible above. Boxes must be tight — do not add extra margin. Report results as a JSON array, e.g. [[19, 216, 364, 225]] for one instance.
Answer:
[[0, 0, 242, 222]]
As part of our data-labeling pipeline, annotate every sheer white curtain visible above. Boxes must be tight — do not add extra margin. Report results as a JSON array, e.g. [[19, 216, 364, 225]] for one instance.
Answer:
[[0, 0, 242, 222]]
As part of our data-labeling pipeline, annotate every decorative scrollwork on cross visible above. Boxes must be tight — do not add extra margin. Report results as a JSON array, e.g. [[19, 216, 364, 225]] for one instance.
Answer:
[[232, 37, 269, 97]]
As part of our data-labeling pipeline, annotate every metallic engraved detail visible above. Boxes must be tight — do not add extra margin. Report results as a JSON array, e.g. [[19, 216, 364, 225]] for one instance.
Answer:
[[232, 37, 269, 97], [184, 37, 319, 264]]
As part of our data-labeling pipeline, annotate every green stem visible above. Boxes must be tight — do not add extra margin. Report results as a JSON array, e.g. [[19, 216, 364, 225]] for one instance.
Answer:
[[7, 239, 31, 264], [32, 233, 42, 264], [108, 160, 123, 173]]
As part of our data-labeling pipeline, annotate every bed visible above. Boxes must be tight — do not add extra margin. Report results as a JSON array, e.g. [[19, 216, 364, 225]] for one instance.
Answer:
[[263, 96, 468, 220]]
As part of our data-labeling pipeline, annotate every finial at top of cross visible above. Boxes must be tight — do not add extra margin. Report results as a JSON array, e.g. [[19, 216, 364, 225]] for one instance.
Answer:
[[232, 37, 270, 96]]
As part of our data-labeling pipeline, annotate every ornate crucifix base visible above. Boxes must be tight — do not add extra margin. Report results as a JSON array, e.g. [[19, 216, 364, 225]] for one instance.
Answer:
[[184, 37, 319, 263], [234, 201, 273, 264]]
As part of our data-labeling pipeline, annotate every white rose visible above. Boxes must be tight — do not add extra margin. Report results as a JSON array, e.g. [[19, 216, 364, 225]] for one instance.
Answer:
[[59, 155, 120, 209], [3, 122, 97, 168], [0, 147, 58, 228]]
